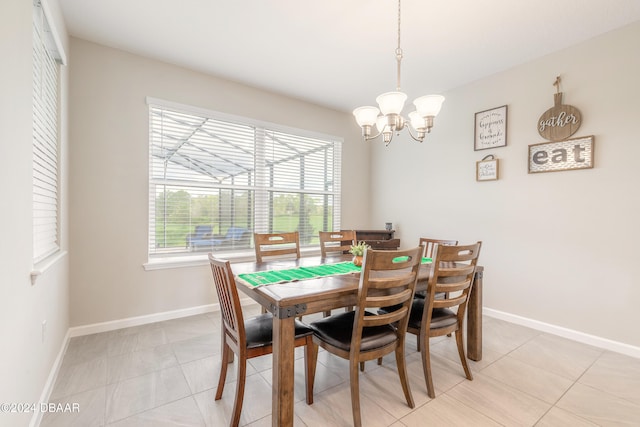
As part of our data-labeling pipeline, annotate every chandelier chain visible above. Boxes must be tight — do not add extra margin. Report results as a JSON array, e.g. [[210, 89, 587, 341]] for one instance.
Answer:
[[396, 0, 403, 91]]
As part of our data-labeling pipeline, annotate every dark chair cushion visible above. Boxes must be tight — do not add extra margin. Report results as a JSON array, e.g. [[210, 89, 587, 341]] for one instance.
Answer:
[[380, 299, 457, 330], [245, 313, 313, 349], [309, 311, 397, 352]]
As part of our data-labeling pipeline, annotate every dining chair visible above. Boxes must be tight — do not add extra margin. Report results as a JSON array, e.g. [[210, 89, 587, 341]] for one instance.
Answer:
[[208, 254, 316, 427], [318, 230, 357, 316], [404, 242, 481, 398], [253, 231, 301, 262], [254, 231, 302, 315], [307, 246, 423, 427], [319, 230, 356, 258]]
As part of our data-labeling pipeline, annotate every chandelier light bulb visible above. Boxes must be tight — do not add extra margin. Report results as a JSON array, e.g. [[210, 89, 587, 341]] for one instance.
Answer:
[[408, 111, 426, 130], [376, 115, 388, 132], [376, 91, 407, 115], [413, 95, 445, 117], [352, 106, 380, 127]]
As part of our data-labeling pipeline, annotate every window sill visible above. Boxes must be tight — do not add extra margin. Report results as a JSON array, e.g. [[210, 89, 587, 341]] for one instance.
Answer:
[[31, 250, 68, 285], [143, 247, 322, 271]]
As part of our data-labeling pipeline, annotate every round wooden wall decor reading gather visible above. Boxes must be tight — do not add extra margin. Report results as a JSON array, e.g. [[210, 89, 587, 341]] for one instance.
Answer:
[[538, 92, 581, 141]]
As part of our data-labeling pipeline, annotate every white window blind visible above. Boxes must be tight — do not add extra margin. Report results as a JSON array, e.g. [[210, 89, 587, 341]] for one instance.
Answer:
[[33, 1, 61, 263], [148, 99, 342, 257]]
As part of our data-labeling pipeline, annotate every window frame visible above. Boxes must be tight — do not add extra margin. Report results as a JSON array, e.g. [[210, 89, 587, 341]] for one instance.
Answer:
[[145, 97, 343, 266], [32, 0, 65, 267]]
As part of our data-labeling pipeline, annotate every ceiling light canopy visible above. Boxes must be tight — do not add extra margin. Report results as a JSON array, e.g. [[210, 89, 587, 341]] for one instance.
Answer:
[[353, 0, 445, 146]]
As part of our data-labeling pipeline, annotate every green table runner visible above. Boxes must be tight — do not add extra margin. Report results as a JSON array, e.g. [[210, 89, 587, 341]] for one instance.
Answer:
[[238, 261, 361, 287], [237, 257, 432, 288]]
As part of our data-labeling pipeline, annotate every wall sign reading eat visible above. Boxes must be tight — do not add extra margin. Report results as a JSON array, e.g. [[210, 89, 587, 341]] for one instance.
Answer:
[[528, 135, 594, 174]]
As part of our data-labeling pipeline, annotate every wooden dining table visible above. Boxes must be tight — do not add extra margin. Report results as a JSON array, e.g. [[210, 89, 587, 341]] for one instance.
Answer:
[[232, 254, 484, 427]]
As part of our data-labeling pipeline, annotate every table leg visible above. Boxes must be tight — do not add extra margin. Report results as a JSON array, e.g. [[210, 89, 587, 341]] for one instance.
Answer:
[[272, 313, 295, 427], [467, 269, 483, 361]]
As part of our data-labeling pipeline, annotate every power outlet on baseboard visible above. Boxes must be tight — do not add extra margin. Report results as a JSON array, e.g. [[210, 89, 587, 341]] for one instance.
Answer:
[[42, 320, 47, 343]]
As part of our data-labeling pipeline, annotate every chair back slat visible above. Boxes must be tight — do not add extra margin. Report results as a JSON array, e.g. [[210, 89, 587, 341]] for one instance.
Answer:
[[366, 288, 413, 308], [367, 275, 418, 290], [362, 307, 409, 327], [434, 279, 473, 295], [364, 251, 422, 272], [319, 230, 356, 258], [436, 265, 476, 277], [435, 246, 479, 263], [254, 231, 301, 262], [209, 254, 245, 347], [433, 294, 467, 309]]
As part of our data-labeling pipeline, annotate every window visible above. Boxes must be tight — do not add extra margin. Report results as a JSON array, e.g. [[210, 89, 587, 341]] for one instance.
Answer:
[[33, 0, 63, 263], [147, 98, 342, 258]]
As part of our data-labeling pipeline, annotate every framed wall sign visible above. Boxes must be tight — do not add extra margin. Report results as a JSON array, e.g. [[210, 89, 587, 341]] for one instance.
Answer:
[[474, 105, 508, 150], [537, 76, 582, 141], [476, 155, 499, 181], [528, 135, 594, 174]]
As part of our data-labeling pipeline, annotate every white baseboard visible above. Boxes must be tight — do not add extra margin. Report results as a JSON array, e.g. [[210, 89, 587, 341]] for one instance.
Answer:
[[68, 303, 214, 337], [30, 329, 71, 427], [67, 298, 259, 337], [484, 308, 640, 359]]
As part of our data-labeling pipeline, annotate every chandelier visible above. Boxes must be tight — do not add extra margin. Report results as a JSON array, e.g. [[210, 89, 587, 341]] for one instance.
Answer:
[[353, 0, 445, 145]]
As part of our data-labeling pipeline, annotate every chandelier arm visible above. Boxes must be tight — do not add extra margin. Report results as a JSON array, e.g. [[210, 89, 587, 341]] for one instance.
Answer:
[[406, 125, 425, 143], [363, 128, 385, 141]]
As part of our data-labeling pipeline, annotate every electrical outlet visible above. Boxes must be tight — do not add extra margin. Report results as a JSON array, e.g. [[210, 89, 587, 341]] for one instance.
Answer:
[[42, 320, 47, 343]]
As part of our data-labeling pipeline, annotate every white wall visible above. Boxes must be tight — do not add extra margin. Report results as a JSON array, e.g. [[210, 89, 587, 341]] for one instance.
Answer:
[[68, 38, 369, 326], [371, 22, 640, 348], [0, 0, 70, 425]]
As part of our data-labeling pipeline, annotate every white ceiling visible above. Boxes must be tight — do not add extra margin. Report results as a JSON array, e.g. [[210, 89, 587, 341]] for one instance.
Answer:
[[59, 0, 640, 113]]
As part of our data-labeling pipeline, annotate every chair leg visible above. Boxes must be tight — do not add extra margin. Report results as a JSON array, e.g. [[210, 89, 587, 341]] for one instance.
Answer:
[[230, 354, 247, 427], [420, 332, 436, 399], [395, 341, 415, 409], [444, 294, 452, 337], [349, 359, 362, 427], [323, 310, 331, 317], [455, 328, 473, 381], [215, 342, 230, 400], [304, 337, 317, 404], [359, 361, 365, 372]]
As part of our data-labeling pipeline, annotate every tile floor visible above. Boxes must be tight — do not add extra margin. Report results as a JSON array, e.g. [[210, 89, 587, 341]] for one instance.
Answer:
[[41, 306, 640, 426]]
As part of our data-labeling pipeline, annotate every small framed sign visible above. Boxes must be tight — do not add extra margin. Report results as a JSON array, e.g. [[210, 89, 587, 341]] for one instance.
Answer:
[[474, 105, 508, 150], [476, 155, 499, 181]]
